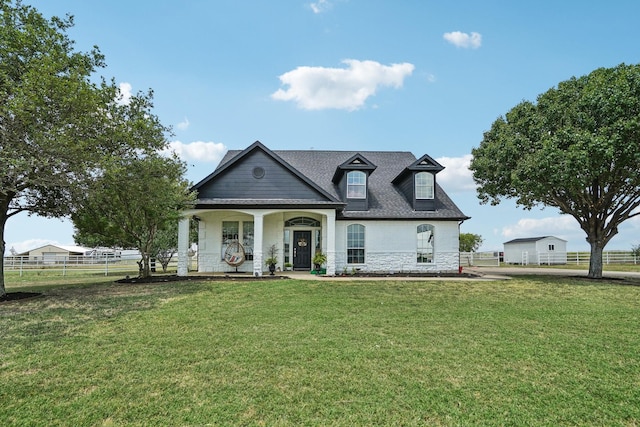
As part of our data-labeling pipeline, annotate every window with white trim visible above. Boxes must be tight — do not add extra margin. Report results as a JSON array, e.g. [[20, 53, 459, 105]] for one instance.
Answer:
[[242, 221, 254, 260], [347, 224, 365, 264], [221, 221, 254, 260], [347, 171, 367, 199], [221, 221, 239, 260], [415, 172, 434, 199], [417, 224, 434, 263]]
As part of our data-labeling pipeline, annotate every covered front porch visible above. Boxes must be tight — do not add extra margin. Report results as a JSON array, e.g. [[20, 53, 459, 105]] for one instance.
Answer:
[[177, 208, 336, 277]]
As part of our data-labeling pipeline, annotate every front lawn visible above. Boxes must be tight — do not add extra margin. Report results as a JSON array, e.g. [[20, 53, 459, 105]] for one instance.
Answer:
[[1, 277, 639, 426]]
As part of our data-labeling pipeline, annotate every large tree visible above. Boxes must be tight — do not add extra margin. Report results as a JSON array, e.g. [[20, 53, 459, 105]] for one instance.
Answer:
[[0, 1, 109, 297], [72, 153, 195, 279], [0, 1, 170, 297], [470, 63, 640, 278]]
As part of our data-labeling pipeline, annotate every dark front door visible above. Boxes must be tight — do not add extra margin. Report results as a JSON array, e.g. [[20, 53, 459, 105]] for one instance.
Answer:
[[293, 231, 312, 270]]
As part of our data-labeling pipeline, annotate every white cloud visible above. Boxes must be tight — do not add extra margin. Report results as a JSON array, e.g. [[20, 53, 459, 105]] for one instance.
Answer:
[[176, 117, 190, 131], [271, 59, 415, 111], [443, 31, 482, 49], [501, 216, 581, 241], [310, 0, 331, 13], [436, 154, 475, 192], [116, 82, 133, 105], [163, 140, 227, 163]]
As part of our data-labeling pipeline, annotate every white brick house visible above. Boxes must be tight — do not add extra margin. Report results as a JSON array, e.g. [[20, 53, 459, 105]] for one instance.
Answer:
[[177, 141, 469, 276]]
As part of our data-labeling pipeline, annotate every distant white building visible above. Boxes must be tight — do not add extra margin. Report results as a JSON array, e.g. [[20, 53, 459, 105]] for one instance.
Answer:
[[16, 244, 92, 263], [15, 245, 124, 264], [503, 236, 567, 265]]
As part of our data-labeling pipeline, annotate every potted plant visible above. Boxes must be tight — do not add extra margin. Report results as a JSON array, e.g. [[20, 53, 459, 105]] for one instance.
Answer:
[[265, 244, 278, 275], [312, 251, 327, 273], [284, 262, 292, 271]]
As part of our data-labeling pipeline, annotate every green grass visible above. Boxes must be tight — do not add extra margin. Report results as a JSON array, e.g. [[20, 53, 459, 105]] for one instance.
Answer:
[[3, 269, 176, 293], [3, 269, 139, 290], [1, 277, 639, 426], [498, 262, 640, 272]]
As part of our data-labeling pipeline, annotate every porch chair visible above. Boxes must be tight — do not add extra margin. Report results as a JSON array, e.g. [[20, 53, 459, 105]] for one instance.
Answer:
[[224, 240, 245, 272]]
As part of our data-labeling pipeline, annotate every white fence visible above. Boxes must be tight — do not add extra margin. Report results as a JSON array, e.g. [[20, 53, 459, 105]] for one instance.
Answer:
[[2, 254, 187, 277], [463, 251, 639, 266], [519, 251, 567, 265], [4, 250, 639, 277], [566, 251, 639, 265], [460, 251, 501, 267], [518, 251, 640, 266]]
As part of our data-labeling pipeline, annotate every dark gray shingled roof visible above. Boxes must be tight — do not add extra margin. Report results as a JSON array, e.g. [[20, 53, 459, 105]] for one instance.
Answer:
[[504, 236, 567, 244], [211, 143, 469, 221]]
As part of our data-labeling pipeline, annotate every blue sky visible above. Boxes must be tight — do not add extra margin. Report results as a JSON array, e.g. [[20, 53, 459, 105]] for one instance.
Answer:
[[6, 0, 640, 254]]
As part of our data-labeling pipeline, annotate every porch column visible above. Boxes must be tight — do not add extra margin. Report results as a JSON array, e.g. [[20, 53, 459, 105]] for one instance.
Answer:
[[325, 211, 336, 276], [253, 213, 264, 276], [177, 217, 190, 276]]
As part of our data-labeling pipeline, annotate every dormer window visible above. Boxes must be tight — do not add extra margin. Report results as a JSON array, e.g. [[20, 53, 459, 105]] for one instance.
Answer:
[[415, 172, 434, 199], [347, 171, 367, 199], [391, 153, 443, 211], [332, 154, 376, 211]]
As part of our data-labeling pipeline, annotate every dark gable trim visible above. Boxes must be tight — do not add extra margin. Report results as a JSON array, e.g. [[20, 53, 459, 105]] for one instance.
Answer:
[[195, 200, 345, 210], [336, 214, 470, 221], [391, 153, 444, 184], [331, 153, 377, 183], [192, 140, 340, 203]]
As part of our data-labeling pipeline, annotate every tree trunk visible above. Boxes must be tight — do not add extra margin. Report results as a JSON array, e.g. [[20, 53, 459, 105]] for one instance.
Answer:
[[0, 214, 6, 299], [588, 241, 604, 279], [139, 252, 152, 278]]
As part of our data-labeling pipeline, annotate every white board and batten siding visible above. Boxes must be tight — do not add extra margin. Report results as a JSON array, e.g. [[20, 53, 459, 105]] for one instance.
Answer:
[[503, 236, 567, 265]]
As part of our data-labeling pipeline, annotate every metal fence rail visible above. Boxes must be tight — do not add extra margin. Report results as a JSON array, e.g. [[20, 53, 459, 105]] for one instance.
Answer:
[[565, 251, 639, 265], [2, 254, 185, 277], [3, 250, 639, 276], [463, 251, 639, 266], [460, 252, 501, 267]]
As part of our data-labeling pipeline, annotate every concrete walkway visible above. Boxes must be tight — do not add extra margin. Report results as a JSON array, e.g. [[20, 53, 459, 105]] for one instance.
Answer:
[[281, 266, 640, 282], [188, 266, 640, 282], [466, 266, 640, 281]]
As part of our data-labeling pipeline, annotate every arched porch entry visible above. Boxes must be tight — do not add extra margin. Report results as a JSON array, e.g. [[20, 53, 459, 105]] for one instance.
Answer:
[[177, 208, 336, 277], [283, 216, 321, 271]]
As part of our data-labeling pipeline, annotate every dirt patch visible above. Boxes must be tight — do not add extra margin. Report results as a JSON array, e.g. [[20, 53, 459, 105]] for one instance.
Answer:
[[114, 274, 288, 284]]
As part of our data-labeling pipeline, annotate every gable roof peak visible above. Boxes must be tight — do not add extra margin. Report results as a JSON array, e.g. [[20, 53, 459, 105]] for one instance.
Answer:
[[412, 154, 445, 172], [391, 153, 444, 184], [332, 153, 377, 183], [192, 140, 340, 202]]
